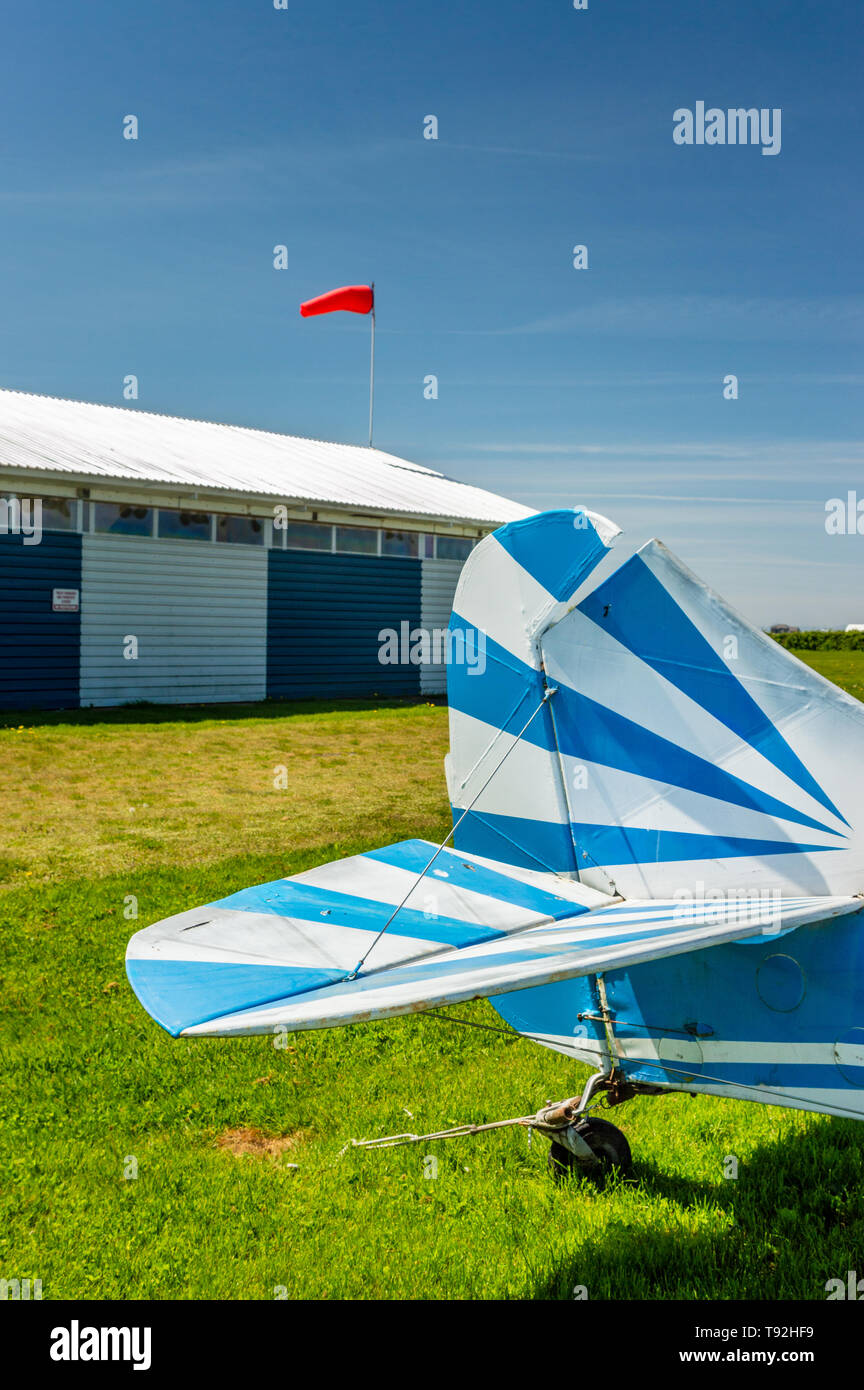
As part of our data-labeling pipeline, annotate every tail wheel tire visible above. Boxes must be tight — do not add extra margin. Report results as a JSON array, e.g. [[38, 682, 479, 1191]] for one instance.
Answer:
[[548, 1117, 632, 1181]]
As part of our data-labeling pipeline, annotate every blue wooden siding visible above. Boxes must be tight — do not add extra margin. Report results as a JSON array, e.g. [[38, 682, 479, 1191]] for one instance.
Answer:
[[0, 532, 82, 709], [267, 551, 422, 698]]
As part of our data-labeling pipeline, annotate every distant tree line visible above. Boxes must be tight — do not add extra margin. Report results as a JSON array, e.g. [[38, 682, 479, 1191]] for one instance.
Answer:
[[769, 630, 864, 651]]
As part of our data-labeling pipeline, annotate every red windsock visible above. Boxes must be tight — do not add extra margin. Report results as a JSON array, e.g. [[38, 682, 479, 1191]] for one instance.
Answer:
[[300, 285, 374, 317]]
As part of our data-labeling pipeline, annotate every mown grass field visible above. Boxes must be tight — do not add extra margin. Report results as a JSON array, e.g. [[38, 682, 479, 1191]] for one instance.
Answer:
[[2, 657, 864, 1301]]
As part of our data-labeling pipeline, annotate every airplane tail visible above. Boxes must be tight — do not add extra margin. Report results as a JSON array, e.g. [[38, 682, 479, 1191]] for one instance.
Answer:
[[126, 507, 864, 1047], [446, 511, 864, 899]]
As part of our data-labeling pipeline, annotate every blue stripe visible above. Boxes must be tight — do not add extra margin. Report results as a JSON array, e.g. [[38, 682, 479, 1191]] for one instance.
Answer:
[[453, 809, 839, 876], [364, 840, 588, 919], [552, 682, 842, 839], [449, 619, 840, 838], [578, 553, 847, 827], [452, 807, 582, 875], [620, 1060, 864, 1088], [126, 959, 344, 1037], [492, 509, 611, 602], [214, 878, 506, 949], [569, 821, 843, 866], [448, 614, 551, 741]]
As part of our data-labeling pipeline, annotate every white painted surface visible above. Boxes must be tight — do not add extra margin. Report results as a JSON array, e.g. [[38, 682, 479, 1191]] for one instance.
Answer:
[[80, 535, 267, 705], [420, 557, 464, 694], [0, 389, 532, 525]]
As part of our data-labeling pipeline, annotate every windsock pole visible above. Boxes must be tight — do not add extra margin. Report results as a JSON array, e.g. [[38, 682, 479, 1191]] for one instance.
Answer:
[[299, 283, 376, 447], [368, 283, 376, 447]]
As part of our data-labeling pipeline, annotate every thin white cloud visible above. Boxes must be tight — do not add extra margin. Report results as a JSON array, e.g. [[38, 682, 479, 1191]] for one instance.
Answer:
[[460, 440, 864, 458], [512, 293, 864, 339]]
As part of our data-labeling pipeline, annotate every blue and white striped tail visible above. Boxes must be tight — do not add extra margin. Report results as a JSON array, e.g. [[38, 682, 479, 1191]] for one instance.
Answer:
[[447, 510, 864, 900], [126, 503, 864, 1130]]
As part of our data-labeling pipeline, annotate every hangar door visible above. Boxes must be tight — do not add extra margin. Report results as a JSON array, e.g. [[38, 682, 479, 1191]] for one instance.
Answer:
[[80, 536, 267, 706]]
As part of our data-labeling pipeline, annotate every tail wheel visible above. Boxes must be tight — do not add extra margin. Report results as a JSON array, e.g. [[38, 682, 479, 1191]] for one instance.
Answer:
[[548, 1141, 578, 1181], [548, 1117, 632, 1182]]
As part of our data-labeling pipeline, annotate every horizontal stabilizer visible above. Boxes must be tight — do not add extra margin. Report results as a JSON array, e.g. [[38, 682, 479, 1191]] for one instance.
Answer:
[[125, 840, 860, 1037], [126, 839, 609, 1037]]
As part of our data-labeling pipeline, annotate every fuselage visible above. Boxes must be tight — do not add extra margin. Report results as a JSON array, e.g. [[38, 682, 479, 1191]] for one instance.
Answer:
[[492, 905, 864, 1120]]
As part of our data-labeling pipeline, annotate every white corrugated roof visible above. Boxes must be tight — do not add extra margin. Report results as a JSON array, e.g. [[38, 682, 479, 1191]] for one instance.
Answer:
[[0, 389, 532, 526]]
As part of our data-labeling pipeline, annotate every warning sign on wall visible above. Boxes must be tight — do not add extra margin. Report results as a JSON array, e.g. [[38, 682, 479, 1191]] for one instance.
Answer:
[[52, 588, 80, 612]]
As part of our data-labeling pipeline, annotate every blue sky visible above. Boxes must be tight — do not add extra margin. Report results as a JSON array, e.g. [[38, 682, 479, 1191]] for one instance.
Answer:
[[0, 0, 861, 624]]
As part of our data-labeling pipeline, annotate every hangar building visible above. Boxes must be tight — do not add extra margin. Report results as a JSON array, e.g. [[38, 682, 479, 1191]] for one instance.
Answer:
[[0, 390, 530, 710]]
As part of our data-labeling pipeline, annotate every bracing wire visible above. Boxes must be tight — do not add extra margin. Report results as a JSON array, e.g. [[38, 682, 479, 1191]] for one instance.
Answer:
[[345, 685, 557, 980]]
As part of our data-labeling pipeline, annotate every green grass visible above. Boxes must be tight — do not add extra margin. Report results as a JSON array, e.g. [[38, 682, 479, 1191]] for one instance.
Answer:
[[793, 649, 864, 703], [2, 668, 864, 1301]]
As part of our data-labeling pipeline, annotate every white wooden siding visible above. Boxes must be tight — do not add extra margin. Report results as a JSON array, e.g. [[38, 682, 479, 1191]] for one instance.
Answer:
[[80, 536, 267, 706], [420, 558, 464, 694]]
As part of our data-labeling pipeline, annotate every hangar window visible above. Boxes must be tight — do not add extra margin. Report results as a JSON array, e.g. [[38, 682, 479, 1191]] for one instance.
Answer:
[[94, 502, 153, 537], [158, 509, 212, 541], [335, 525, 378, 554], [282, 522, 333, 551], [216, 514, 265, 545], [38, 496, 77, 530], [2, 495, 76, 531], [435, 536, 473, 562], [382, 528, 419, 558]]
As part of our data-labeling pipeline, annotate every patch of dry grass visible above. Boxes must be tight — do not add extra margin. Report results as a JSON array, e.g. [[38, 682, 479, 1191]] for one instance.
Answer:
[[0, 699, 449, 888], [215, 1127, 309, 1160]]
